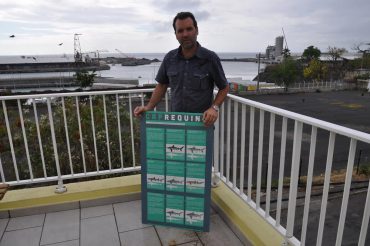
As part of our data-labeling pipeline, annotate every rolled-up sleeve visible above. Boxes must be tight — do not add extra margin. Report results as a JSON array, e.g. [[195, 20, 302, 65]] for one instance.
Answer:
[[210, 53, 228, 90], [155, 55, 169, 85]]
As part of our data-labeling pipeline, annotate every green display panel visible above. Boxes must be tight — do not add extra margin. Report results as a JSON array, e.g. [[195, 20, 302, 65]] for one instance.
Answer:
[[141, 111, 213, 232]]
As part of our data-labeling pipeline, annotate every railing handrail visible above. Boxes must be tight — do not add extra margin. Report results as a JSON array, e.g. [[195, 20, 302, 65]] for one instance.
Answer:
[[227, 93, 370, 144], [0, 88, 155, 100]]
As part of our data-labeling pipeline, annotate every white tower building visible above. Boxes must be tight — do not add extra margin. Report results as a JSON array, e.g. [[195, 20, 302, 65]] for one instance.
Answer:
[[274, 36, 284, 58]]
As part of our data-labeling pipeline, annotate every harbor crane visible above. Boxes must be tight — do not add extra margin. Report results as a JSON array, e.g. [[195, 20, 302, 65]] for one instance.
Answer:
[[281, 27, 290, 57], [281, 28, 289, 51], [86, 49, 109, 59], [115, 48, 133, 58]]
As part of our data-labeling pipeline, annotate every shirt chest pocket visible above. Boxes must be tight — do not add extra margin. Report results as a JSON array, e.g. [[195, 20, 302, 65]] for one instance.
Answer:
[[167, 71, 179, 85], [189, 73, 210, 90]]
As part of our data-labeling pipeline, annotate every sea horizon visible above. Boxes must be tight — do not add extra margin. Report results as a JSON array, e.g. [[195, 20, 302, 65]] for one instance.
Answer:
[[0, 52, 261, 64]]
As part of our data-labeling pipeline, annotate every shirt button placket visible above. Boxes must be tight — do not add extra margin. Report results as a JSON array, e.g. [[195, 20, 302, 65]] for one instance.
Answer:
[[183, 60, 189, 111]]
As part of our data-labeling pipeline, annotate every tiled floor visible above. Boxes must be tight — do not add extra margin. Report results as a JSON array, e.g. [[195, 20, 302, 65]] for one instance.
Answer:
[[0, 200, 245, 246]]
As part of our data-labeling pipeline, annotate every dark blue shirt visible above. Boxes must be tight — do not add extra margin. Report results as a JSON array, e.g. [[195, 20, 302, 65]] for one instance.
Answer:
[[155, 44, 228, 113]]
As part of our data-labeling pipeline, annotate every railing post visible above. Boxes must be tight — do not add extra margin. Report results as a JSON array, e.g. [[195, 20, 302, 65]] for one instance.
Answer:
[[47, 98, 67, 193], [276, 117, 287, 227], [226, 99, 231, 183], [129, 94, 136, 167], [359, 179, 370, 246], [220, 103, 225, 178], [232, 102, 239, 187], [248, 107, 255, 202], [17, 99, 33, 180], [335, 138, 357, 246], [316, 132, 336, 246], [300, 126, 317, 245], [239, 104, 246, 194], [213, 107, 220, 180], [256, 109, 265, 209], [285, 121, 303, 239], [265, 113, 275, 217]]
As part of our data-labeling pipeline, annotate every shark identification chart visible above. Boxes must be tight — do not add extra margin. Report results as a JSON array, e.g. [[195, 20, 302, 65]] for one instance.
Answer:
[[141, 111, 213, 231]]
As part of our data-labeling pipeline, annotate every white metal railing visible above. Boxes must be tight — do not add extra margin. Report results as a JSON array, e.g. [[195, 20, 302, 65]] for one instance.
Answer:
[[2, 88, 370, 245], [290, 80, 355, 91], [0, 89, 168, 192], [213, 93, 370, 245]]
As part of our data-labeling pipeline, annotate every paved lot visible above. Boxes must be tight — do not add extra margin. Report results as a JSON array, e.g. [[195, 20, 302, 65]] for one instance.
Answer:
[[245, 90, 370, 134]]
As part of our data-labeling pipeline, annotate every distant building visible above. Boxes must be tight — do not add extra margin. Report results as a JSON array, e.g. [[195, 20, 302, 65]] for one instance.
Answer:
[[263, 36, 285, 61], [265, 45, 275, 60], [275, 36, 284, 59]]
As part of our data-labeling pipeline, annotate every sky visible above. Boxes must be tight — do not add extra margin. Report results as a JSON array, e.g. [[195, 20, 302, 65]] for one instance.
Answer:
[[0, 0, 369, 56]]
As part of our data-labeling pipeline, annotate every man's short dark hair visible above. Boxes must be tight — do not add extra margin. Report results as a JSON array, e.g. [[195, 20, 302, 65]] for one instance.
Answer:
[[172, 12, 198, 32]]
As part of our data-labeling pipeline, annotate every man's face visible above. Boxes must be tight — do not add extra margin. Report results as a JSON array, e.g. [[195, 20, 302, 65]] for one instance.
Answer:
[[175, 17, 198, 50]]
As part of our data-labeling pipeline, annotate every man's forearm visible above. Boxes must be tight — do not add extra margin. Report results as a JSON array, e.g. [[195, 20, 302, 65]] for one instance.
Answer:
[[213, 84, 229, 106], [146, 83, 169, 110]]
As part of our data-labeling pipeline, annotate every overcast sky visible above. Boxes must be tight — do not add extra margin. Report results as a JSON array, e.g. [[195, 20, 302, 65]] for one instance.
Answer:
[[0, 0, 369, 56]]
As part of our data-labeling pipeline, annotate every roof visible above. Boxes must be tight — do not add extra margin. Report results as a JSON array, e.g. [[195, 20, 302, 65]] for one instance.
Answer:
[[227, 77, 273, 86]]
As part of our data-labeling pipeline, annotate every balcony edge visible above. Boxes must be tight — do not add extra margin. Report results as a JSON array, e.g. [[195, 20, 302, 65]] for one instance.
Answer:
[[211, 182, 285, 246], [0, 175, 141, 214]]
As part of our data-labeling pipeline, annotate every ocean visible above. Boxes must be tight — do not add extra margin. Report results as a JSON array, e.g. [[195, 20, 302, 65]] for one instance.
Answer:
[[98, 52, 264, 85], [0, 52, 265, 86]]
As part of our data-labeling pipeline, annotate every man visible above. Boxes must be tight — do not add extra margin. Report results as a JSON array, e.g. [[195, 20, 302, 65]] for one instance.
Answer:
[[134, 12, 229, 127]]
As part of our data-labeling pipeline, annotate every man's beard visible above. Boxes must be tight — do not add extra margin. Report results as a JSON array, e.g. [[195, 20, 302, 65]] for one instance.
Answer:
[[180, 39, 196, 49]]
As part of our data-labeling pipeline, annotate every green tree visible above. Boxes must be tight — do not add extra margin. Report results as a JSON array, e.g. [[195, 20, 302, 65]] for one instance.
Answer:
[[302, 46, 321, 62], [327, 46, 347, 80], [347, 57, 370, 70], [303, 59, 328, 81], [327, 46, 347, 62], [271, 57, 301, 91], [75, 70, 96, 87], [282, 48, 291, 58], [352, 43, 370, 70]]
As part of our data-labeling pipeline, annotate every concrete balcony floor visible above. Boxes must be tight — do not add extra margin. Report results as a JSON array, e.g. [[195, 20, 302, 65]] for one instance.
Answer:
[[0, 199, 244, 246], [0, 174, 255, 246]]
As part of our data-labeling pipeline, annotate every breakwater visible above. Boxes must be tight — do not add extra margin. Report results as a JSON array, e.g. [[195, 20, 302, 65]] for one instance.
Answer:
[[0, 62, 110, 74], [97, 57, 160, 66], [0, 76, 76, 90], [220, 57, 257, 62]]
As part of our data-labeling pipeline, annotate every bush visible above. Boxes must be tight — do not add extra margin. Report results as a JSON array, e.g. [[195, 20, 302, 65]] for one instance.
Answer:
[[75, 70, 96, 87], [271, 58, 303, 90], [358, 164, 370, 177], [0, 96, 140, 181], [355, 73, 370, 80]]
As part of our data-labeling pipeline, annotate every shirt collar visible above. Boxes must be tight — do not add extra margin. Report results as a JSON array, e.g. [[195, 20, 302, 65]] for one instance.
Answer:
[[176, 42, 205, 59]]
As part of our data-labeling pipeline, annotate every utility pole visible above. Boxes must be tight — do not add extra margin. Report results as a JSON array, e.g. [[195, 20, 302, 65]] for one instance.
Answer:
[[257, 52, 261, 93]]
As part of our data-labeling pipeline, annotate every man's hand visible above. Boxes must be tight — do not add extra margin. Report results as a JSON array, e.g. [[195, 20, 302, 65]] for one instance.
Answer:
[[203, 107, 218, 127], [134, 105, 150, 118], [133, 83, 168, 118]]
